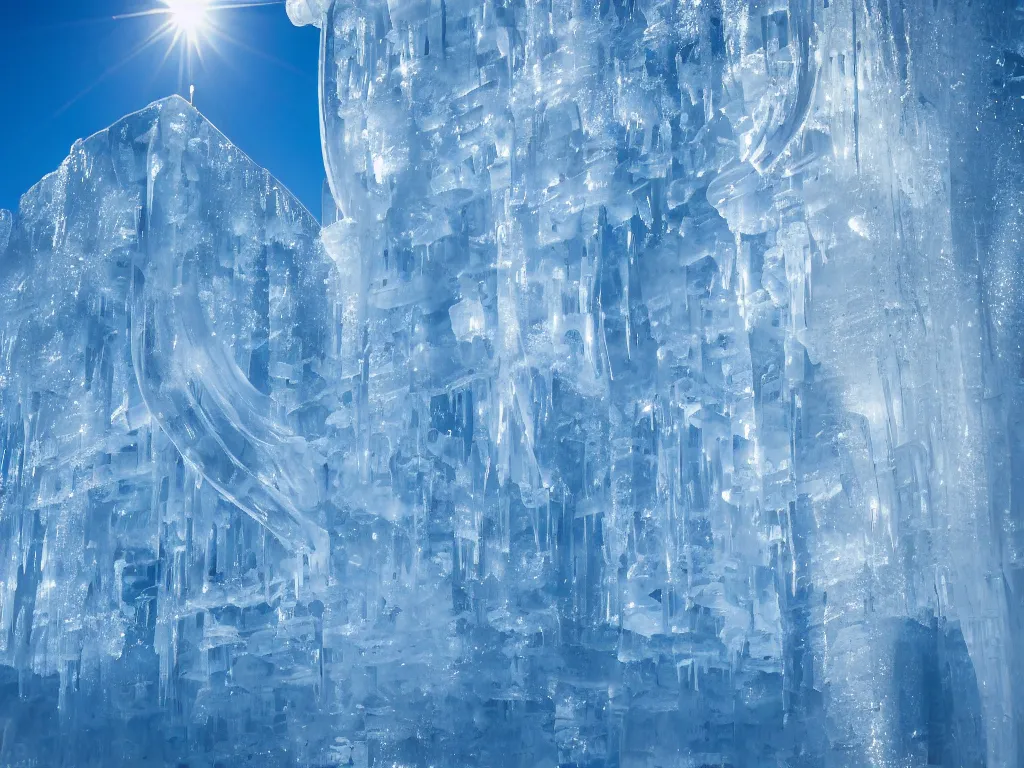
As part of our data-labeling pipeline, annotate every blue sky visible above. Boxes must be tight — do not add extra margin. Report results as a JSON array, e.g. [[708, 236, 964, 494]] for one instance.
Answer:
[[0, 0, 324, 218]]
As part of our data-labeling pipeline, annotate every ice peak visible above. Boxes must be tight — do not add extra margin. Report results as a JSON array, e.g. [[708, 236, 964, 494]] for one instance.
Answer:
[[0, 92, 337, 709], [156, 92, 192, 107]]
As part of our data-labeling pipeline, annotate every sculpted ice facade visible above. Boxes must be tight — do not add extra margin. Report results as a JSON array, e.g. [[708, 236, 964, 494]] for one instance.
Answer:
[[0, 97, 337, 765], [0, 1, 1023, 766]]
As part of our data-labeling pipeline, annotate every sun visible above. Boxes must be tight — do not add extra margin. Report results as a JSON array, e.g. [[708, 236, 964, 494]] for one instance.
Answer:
[[162, 0, 211, 41], [105, 0, 284, 104]]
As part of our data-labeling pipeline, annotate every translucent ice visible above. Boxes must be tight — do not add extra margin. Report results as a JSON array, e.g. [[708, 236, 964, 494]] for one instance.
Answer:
[[0, 95, 336, 765], [304, 0, 1024, 765], [1, 1, 1023, 767]]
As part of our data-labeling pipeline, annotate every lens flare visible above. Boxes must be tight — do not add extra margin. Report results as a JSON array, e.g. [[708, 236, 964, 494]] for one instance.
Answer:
[[162, 0, 211, 40], [97, 0, 288, 109]]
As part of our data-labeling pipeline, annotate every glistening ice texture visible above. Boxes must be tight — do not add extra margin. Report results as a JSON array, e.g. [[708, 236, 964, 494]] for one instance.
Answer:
[[2, 0, 1024, 766], [0, 96, 336, 766], [298, 0, 1024, 765]]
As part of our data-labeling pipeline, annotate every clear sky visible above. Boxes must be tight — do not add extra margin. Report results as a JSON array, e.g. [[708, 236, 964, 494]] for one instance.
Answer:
[[0, 0, 325, 218]]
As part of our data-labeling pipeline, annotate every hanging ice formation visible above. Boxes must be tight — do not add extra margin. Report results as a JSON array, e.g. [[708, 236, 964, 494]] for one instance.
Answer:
[[1, 0, 1023, 766]]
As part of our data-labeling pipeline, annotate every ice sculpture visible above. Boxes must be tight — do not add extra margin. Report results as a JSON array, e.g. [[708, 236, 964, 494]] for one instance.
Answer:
[[0, 95, 338, 765], [0, 0, 1023, 767]]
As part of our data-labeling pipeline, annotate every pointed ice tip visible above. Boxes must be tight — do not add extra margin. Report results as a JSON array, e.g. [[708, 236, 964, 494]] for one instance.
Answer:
[[161, 93, 191, 106], [19, 92, 316, 227], [117, 94, 202, 125], [62, 94, 205, 161], [154, 93, 199, 114]]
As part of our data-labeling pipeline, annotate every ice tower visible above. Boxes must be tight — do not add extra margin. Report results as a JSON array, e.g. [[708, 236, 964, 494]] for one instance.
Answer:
[[0, 0, 1022, 766], [0, 96, 338, 766]]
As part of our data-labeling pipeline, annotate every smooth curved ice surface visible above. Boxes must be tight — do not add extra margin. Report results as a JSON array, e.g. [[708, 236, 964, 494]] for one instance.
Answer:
[[1, 1, 1023, 767]]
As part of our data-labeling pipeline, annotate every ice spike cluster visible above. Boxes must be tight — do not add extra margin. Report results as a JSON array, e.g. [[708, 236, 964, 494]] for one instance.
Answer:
[[2, 0, 1024, 766]]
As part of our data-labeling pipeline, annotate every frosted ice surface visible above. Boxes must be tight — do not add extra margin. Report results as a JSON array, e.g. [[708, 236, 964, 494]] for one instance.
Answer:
[[1, 1, 1023, 767]]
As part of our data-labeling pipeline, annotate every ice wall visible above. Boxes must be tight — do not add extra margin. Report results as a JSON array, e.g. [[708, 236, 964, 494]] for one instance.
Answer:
[[0, 95, 338, 766], [0, 0, 1022, 766], [296, 0, 1024, 765]]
